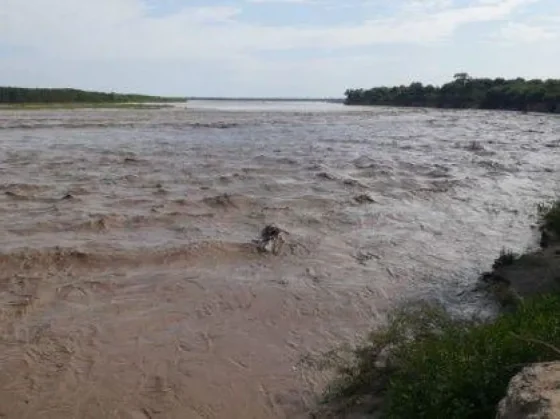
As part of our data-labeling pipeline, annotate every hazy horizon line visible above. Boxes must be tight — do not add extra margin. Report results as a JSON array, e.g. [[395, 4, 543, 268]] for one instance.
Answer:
[[186, 97, 344, 101]]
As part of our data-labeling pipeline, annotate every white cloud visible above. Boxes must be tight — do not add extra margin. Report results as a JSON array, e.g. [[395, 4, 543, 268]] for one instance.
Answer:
[[496, 21, 558, 43], [247, 0, 312, 3], [188, 6, 241, 22], [403, 0, 454, 13], [0, 0, 538, 59], [0, 0, 557, 96]]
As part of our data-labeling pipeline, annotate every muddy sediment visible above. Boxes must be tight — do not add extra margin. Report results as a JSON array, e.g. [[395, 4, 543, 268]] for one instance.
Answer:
[[0, 103, 559, 418]]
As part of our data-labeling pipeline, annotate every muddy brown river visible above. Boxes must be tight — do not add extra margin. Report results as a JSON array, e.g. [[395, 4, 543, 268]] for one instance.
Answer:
[[0, 102, 559, 418]]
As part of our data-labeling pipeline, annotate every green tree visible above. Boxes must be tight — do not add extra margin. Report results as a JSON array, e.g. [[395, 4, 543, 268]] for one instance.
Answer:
[[344, 75, 560, 113]]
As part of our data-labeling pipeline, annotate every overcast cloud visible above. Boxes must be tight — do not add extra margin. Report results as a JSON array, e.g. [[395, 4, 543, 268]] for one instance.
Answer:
[[0, 0, 558, 96]]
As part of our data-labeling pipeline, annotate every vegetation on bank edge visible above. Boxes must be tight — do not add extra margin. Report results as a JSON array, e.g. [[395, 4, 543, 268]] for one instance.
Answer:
[[538, 200, 560, 238], [319, 200, 560, 419], [344, 74, 560, 113], [0, 102, 176, 110], [0, 86, 186, 105]]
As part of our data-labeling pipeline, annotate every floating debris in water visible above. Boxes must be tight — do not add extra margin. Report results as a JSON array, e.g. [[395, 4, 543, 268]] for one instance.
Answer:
[[353, 194, 376, 204], [255, 224, 289, 255]]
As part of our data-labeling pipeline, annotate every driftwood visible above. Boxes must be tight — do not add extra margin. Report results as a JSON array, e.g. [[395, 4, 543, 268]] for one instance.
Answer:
[[255, 224, 289, 255]]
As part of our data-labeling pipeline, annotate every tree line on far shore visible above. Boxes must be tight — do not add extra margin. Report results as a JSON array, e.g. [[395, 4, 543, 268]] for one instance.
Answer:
[[344, 73, 560, 113], [0, 86, 186, 104]]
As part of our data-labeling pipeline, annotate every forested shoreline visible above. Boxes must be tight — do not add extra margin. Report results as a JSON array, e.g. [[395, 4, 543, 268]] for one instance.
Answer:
[[344, 74, 560, 113], [0, 87, 186, 104]]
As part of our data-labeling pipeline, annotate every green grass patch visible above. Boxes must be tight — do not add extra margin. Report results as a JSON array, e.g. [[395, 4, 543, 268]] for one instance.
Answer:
[[321, 294, 560, 419]]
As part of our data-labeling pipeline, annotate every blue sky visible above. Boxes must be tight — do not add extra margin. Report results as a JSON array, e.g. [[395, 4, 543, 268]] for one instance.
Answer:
[[0, 0, 559, 97]]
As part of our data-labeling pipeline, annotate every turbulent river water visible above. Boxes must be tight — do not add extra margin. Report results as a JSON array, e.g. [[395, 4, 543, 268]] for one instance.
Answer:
[[0, 101, 559, 418]]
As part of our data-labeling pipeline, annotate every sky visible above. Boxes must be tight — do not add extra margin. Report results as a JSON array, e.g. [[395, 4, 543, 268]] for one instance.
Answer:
[[0, 0, 559, 97]]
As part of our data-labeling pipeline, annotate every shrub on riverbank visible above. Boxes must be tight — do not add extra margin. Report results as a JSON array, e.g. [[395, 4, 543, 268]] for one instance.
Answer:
[[320, 201, 560, 418], [321, 295, 560, 419], [538, 200, 560, 244]]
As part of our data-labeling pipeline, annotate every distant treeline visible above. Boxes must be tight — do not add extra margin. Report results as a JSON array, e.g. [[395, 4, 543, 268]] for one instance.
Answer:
[[344, 74, 560, 113], [0, 87, 186, 104]]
